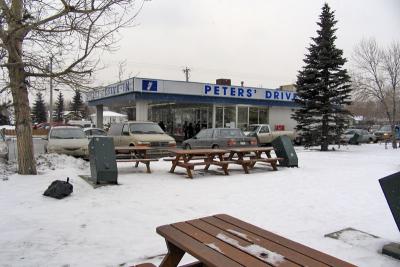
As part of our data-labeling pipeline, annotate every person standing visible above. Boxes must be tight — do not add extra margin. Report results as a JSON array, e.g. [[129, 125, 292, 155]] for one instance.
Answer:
[[195, 121, 201, 134], [188, 122, 194, 139], [158, 121, 166, 132], [183, 121, 188, 140]]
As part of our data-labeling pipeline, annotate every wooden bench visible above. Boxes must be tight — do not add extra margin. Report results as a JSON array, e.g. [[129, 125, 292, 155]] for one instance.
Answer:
[[116, 158, 159, 173], [227, 147, 282, 173], [133, 262, 203, 267], [156, 214, 356, 267], [167, 149, 230, 178]]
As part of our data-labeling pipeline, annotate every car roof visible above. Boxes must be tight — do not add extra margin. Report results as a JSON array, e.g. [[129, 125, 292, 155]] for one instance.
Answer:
[[202, 128, 241, 130], [84, 128, 105, 131], [51, 126, 83, 130], [127, 121, 156, 124]]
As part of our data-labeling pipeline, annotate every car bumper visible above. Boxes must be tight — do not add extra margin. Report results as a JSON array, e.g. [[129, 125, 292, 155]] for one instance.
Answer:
[[47, 148, 89, 157]]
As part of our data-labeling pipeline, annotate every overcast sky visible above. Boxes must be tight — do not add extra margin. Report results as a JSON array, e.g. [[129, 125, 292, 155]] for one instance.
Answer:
[[94, 0, 399, 89]]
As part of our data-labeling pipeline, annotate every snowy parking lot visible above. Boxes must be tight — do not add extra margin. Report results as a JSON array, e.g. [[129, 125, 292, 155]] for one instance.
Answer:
[[0, 143, 399, 266]]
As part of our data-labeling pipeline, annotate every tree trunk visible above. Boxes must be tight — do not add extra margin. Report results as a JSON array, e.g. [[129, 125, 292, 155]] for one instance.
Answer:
[[7, 36, 37, 174], [9, 73, 37, 174], [321, 116, 329, 151], [391, 125, 398, 149]]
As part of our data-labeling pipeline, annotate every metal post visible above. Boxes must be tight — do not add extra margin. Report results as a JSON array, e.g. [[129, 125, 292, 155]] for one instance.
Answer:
[[212, 104, 216, 128], [49, 57, 53, 126], [96, 105, 103, 129]]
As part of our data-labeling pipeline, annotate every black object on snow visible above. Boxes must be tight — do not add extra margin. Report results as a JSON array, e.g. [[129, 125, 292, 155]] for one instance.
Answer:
[[43, 177, 73, 199]]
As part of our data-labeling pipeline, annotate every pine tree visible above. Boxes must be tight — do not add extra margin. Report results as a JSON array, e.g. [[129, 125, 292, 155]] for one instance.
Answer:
[[70, 90, 83, 119], [32, 92, 47, 124], [292, 3, 352, 151], [54, 91, 64, 122]]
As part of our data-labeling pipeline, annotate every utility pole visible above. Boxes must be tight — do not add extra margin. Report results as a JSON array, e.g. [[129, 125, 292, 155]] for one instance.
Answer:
[[49, 57, 53, 126], [183, 67, 191, 82]]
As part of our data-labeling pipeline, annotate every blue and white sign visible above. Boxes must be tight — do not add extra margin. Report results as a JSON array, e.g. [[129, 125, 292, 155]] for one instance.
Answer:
[[204, 85, 256, 98], [142, 80, 158, 92], [203, 84, 296, 101], [88, 77, 296, 103], [86, 78, 133, 101], [265, 89, 297, 101]]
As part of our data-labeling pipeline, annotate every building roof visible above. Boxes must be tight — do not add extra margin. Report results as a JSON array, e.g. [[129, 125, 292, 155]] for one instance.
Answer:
[[90, 111, 127, 117]]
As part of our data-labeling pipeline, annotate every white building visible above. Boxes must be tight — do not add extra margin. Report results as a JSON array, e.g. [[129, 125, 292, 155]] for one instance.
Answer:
[[90, 110, 127, 126], [86, 77, 298, 138]]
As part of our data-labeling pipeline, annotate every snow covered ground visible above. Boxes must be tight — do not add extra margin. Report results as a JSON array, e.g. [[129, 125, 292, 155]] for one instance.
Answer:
[[0, 143, 399, 267]]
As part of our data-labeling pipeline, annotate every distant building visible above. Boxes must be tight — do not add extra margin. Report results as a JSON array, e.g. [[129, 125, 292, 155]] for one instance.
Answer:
[[90, 110, 127, 127]]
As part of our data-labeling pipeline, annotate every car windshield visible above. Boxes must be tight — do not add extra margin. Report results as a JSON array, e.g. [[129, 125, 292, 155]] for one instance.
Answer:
[[219, 129, 243, 138], [379, 125, 391, 132], [50, 128, 86, 139], [248, 125, 259, 132], [130, 123, 164, 134]]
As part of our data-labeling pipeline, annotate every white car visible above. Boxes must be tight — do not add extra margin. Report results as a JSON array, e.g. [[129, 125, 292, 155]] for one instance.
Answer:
[[84, 128, 107, 137], [341, 129, 377, 144], [46, 126, 89, 157]]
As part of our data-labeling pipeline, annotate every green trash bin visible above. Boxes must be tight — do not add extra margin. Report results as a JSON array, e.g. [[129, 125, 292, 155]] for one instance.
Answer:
[[271, 135, 298, 167], [89, 137, 118, 184], [349, 133, 361, 145]]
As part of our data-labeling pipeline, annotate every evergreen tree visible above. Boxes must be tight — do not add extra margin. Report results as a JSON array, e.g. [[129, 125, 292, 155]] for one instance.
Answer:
[[292, 3, 352, 151], [70, 90, 83, 119], [54, 91, 64, 122], [32, 92, 47, 124]]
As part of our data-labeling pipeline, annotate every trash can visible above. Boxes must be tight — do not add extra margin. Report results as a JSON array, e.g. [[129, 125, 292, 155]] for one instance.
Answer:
[[349, 133, 361, 145], [271, 135, 298, 167], [89, 137, 118, 184]]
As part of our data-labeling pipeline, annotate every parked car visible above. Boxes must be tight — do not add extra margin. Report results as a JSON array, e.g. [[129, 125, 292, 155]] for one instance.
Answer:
[[182, 128, 257, 149], [84, 128, 107, 137], [374, 125, 400, 141], [246, 124, 295, 145], [0, 130, 8, 159], [46, 126, 89, 157], [340, 129, 377, 144], [108, 121, 176, 148]]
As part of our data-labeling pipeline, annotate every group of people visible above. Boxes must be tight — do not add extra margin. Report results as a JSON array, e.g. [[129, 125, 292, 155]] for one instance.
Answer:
[[158, 120, 205, 140], [183, 121, 203, 140]]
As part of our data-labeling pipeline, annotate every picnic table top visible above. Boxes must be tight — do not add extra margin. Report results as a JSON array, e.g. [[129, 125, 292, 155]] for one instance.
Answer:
[[228, 147, 274, 153], [156, 214, 356, 267], [114, 146, 152, 151], [167, 148, 229, 155]]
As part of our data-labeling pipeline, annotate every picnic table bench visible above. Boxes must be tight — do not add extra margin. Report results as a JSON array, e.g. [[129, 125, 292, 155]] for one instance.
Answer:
[[155, 214, 356, 267], [115, 146, 158, 173], [227, 147, 283, 174], [167, 149, 233, 179]]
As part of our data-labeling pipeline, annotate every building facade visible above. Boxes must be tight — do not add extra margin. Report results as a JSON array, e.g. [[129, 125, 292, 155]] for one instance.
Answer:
[[87, 77, 298, 139]]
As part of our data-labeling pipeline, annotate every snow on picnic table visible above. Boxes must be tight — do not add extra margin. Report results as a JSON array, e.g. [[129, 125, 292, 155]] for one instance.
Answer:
[[0, 143, 399, 266]]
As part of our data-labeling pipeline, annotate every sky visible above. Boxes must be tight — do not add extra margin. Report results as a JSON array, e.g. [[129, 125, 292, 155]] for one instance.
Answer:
[[92, 0, 400, 90]]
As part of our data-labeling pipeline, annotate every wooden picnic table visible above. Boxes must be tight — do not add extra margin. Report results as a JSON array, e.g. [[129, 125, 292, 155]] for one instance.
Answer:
[[167, 149, 232, 179], [114, 146, 158, 173], [156, 214, 356, 267], [227, 147, 282, 174]]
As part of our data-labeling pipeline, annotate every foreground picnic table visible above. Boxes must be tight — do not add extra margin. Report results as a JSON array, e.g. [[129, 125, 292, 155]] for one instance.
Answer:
[[227, 147, 282, 174], [156, 214, 356, 267], [167, 149, 231, 178], [115, 146, 158, 173]]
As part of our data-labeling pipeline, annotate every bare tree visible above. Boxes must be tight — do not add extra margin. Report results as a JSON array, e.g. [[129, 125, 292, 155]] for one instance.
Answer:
[[352, 38, 400, 148], [0, 0, 143, 174]]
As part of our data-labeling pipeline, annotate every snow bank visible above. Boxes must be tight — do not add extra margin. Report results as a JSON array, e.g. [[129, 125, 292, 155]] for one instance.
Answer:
[[0, 144, 399, 267]]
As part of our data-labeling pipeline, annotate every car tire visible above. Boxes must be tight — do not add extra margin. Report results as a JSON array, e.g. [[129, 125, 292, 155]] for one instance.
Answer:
[[184, 144, 191, 150], [212, 145, 219, 149]]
